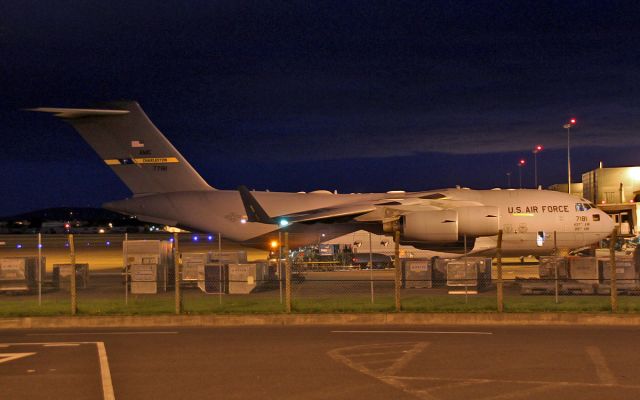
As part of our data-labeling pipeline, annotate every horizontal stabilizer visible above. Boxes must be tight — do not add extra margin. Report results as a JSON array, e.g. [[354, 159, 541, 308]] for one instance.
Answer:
[[28, 107, 130, 119]]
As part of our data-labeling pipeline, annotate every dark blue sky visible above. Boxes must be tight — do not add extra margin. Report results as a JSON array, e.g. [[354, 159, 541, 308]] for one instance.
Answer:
[[1, 1, 639, 216]]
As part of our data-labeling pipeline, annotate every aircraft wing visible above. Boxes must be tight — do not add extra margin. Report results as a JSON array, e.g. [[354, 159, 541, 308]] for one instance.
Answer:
[[277, 203, 378, 224], [238, 185, 376, 224], [238, 186, 486, 225]]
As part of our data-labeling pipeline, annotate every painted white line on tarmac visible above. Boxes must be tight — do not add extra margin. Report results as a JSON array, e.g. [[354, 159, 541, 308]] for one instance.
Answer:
[[586, 346, 618, 385], [0, 352, 36, 364], [28, 331, 178, 336], [1, 342, 116, 399], [331, 330, 493, 335], [97, 342, 116, 400]]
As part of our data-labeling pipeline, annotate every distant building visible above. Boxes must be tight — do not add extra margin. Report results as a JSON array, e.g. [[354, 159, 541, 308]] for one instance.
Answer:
[[547, 183, 584, 198], [582, 167, 640, 205], [549, 166, 640, 235], [581, 166, 640, 235]]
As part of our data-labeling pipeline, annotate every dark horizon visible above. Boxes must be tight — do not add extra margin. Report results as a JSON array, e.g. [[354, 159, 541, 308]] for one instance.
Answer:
[[2, 1, 639, 215]]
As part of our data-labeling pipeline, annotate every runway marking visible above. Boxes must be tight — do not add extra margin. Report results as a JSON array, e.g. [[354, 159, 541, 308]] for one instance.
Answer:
[[329, 343, 640, 400], [482, 383, 563, 400], [391, 375, 640, 389], [0, 352, 36, 364], [97, 342, 115, 400], [27, 331, 178, 336], [328, 342, 429, 378], [586, 345, 617, 385], [383, 342, 429, 376], [332, 330, 492, 335], [0, 342, 116, 400], [345, 350, 412, 357]]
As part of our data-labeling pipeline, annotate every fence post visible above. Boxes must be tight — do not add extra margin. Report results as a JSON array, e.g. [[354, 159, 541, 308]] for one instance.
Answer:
[[69, 234, 77, 316], [38, 233, 42, 306], [609, 227, 618, 312], [285, 232, 291, 313], [394, 230, 401, 312], [496, 230, 503, 313], [554, 231, 559, 304], [369, 232, 374, 304], [218, 233, 223, 305], [174, 232, 182, 315], [124, 232, 128, 305], [278, 231, 283, 304]]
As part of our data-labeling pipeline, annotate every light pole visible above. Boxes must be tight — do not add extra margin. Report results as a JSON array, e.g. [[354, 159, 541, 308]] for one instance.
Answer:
[[506, 172, 511, 188], [532, 145, 543, 189], [517, 159, 526, 189], [563, 118, 576, 194]]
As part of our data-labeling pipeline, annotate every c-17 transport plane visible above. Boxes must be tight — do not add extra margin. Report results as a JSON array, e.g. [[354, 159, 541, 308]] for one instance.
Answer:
[[31, 101, 614, 256]]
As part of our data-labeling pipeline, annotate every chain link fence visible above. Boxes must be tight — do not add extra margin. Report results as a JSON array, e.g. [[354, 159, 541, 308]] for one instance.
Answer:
[[1, 232, 638, 316]]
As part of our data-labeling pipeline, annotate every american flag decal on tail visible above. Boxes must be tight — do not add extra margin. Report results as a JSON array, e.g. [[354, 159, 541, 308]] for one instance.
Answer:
[[131, 140, 145, 148]]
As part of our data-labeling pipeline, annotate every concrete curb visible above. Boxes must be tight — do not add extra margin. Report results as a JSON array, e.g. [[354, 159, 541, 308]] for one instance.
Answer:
[[2, 312, 640, 329]]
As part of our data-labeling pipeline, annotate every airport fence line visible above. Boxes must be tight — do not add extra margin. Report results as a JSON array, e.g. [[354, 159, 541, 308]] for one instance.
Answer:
[[0, 230, 637, 316]]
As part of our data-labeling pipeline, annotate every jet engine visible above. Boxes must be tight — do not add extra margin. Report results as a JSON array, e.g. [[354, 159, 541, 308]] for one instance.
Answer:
[[401, 210, 459, 242], [384, 207, 500, 243]]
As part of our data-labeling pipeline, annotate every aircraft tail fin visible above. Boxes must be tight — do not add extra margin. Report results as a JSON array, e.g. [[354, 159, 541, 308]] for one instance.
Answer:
[[238, 185, 275, 224], [30, 101, 212, 195]]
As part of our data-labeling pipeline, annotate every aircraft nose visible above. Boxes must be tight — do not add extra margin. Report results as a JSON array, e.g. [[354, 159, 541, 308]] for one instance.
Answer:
[[599, 210, 615, 236]]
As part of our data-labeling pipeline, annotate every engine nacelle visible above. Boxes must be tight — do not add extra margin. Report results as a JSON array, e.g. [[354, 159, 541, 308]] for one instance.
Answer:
[[384, 207, 500, 243], [401, 210, 458, 242], [457, 206, 500, 237]]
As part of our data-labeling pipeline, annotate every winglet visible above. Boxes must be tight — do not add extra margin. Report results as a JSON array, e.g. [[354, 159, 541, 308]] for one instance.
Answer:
[[238, 185, 275, 224]]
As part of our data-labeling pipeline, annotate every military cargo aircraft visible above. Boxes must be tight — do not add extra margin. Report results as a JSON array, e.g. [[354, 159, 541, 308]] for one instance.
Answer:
[[31, 102, 614, 255]]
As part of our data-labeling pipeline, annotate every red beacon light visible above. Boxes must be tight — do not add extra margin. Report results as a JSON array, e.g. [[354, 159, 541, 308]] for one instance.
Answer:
[[518, 159, 526, 166], [569, 118, 576, 125]]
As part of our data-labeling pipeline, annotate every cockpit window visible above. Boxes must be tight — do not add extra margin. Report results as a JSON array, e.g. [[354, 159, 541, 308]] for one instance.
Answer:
[[575, 203, 592, 211]]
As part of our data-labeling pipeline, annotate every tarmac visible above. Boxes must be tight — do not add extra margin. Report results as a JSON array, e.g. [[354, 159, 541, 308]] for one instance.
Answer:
[[2, 325, 640, 400]]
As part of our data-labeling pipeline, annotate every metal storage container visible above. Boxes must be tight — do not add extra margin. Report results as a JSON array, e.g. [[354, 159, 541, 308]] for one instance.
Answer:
[[402, 259, 432, 288], [228, 263, 267, 294], [0, 257, 45, 293], [181, 252, 207, 282], [201, 264, 228, 293], [538, 256, 568, 280], [599, 256, 638, 288], [568, 257, 598, 283], [123, 240, 173, 291], [130, 264, 158, 294], [53, 263, 89, 289], [445, 257, 491, 291], [207, 250, 247, 264]]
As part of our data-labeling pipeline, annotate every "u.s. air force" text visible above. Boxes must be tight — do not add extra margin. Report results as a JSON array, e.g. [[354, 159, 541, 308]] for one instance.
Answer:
[[508, 205, 570, 213]]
